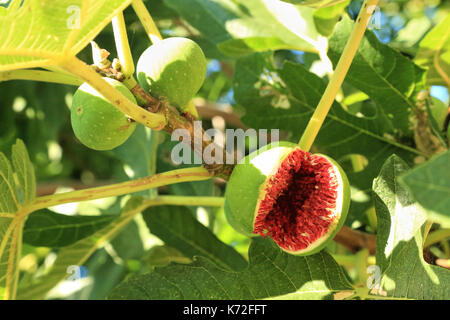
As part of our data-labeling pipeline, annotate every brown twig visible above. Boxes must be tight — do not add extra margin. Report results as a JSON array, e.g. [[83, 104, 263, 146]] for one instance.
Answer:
[[334, 226, 377, 254], [220, 62, 234, 78], [129, 83, 161, 112]]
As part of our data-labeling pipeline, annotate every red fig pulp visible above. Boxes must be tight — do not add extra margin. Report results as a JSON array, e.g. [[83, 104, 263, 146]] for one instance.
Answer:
[[224, 142, 350, 256], [255, 148, 340, 252]]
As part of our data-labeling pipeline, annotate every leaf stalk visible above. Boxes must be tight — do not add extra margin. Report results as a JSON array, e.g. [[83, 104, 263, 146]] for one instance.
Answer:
[[298, 0, 379, 151], [131, 0, 163, 44]]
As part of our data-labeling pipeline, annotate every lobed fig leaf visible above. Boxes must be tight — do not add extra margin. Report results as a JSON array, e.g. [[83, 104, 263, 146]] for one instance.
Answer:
[[71, 78, 137, 151]]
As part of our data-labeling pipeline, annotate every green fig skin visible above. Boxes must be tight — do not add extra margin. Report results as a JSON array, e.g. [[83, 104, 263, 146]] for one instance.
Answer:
[[136, 37, 207, 112], [224, 141, 350, 256], [71, 78, 137, 151], [225, 141, 297, 238]]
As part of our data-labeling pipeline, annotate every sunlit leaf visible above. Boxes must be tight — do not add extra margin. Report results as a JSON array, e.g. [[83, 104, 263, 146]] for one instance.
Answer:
[[0, 139, 36, 299], [166, 0, 326, 57], [313, 0, 349, 36], [0, 0, 132, 71], [328, 16, 426, 134], [415, 15, 450, 87]]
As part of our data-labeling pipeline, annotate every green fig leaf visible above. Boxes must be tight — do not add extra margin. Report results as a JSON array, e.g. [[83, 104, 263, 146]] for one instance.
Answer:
[[109, 237, 353, 299]]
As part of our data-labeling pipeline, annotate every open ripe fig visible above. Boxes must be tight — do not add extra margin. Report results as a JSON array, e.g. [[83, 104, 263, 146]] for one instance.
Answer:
[[136, 37, 207, 111], [224, 142, 350, 256], [71, 78, 137, 151]]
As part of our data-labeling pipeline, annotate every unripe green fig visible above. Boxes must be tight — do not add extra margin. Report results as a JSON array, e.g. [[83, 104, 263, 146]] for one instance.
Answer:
[[71, 78, 137, 151], [224, 142, 350, 256], [136, 37, 207, 112]]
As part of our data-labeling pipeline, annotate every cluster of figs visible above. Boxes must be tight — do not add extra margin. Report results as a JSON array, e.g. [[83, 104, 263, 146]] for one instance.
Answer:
[[71, 37, 207, 151], [70, 37, 351, 256]]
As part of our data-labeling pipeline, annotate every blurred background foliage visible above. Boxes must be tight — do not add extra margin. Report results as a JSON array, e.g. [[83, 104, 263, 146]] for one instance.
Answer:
[[0, 0, 448, 299]]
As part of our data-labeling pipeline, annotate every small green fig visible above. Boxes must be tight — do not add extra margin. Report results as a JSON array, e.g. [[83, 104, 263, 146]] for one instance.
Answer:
[[136, 37, 207, 113], [71, 78, 137, 151], [224, 141, 350, 256]]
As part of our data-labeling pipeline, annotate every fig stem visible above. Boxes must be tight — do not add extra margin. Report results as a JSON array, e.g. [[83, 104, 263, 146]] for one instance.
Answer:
[[61, 57, 167, 129], [298, 0, 379, 151], [0, 69, 82, 86], [147, 129, 160, 200], [112, 11, 135, 77], [117, 75, 235, 178], [131, 0, 163, 44], [146, 195, 225, 207], [20, 167, 212, 217]]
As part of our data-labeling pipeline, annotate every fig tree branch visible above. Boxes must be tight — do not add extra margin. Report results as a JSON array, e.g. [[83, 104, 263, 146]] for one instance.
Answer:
[[333, 226, 376, 254], [149, 195, 225, 207], [96, 62, 236, 177], [0, 69, 83, 86], [0, 213, 15, 218], [21, 167, 212, 218], [132, 88, 235, 178], [35, 177, 227, 197]]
